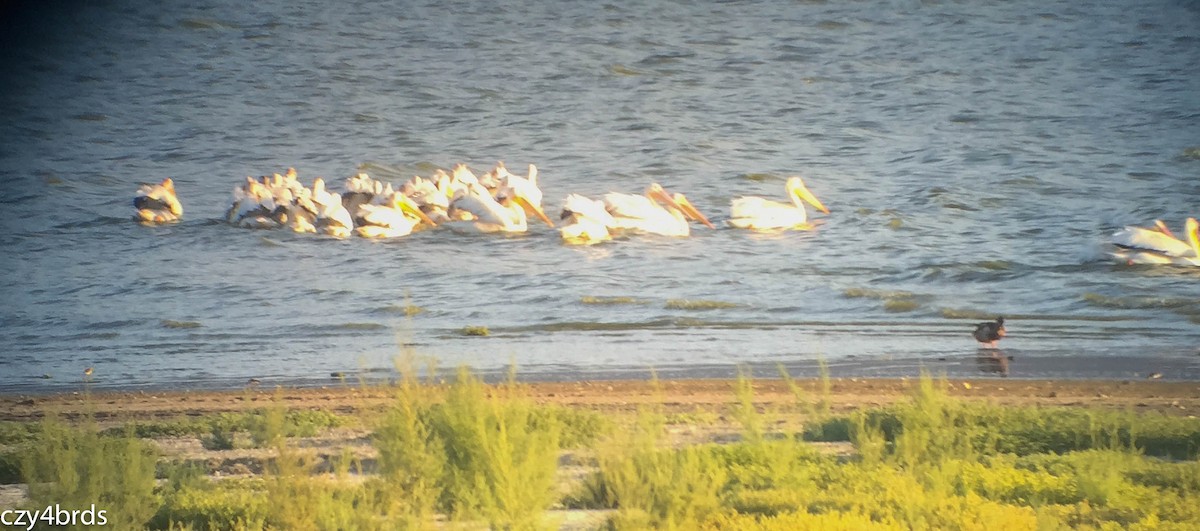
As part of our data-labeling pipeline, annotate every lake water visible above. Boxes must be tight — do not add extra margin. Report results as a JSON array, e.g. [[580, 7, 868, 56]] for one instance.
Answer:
[[2, 0, 1199, 392]]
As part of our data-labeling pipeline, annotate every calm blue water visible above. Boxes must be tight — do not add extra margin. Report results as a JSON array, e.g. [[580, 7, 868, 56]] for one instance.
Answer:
[[1, 0, 1198, 392]]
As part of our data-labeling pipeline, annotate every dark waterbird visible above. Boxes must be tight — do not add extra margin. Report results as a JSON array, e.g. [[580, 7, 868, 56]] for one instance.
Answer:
[[973, 316, 1006, 348]]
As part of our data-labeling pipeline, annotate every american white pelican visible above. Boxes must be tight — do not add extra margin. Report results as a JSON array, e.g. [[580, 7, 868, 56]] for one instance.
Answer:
[[603, 183, 714, 237], [447, 183, 534, 233], [341, 173, 392, 215], [499, 165, 555, 228], [560, 194, 616, 244], [728, 176, 829, 230], [354, 192, 436, 239], [134, 178, 183, 223], [226, 177, 279, 228], [314, 191, 354, 238], [402, 175, 452, 224], [1111, 218, 1200, 266]]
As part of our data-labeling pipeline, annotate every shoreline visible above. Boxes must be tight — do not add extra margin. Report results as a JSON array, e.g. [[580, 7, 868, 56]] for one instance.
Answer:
[[3, 376, 1198, 422], [5, 351, 1198, 397]]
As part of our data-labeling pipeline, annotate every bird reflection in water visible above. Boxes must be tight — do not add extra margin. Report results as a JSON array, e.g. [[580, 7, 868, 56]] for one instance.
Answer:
[[976, 350, 1012, 377]]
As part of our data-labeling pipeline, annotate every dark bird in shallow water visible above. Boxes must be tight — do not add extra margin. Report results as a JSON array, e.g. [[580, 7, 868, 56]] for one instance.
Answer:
[[973, 316, 1006, 348]]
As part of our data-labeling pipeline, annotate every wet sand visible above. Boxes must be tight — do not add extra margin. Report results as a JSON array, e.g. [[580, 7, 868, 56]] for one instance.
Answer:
[[3, 376, 1198, 422]]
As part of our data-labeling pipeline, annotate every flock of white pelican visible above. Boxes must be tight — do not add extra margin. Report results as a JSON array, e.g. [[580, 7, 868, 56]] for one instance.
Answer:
[[132, 162, 830, 243], [133, 163, 1199, 268]]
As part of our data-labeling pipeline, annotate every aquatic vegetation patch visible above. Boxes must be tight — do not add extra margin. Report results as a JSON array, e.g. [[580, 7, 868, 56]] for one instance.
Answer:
[[882, 299, 921, 313], [844, 288, 926, 313], [842, 288, 921, 300], [580, 295, 651, 305], [1081, 292, 1199, 310], [940, 308, 1003, 320], [376, 303, 426, 316], [665, 299, 741, 310], [459, 325, 490, 336], [333, 322, 389, 331]]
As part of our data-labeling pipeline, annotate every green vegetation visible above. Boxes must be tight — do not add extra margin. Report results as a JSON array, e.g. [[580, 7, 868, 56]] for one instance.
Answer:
[[664, 299, 740, 310], [580, 296, 650, 305], [114, 408, 346, 448], [5, 370, 1200, 529], [460, 325, 490, 336], [843, 288, 926, 313]]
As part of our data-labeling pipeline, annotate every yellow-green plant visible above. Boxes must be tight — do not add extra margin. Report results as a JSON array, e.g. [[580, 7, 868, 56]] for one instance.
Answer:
[[373, 357, 447, 529], [431, 366, 562, 530], [21, 416, 159, 530]]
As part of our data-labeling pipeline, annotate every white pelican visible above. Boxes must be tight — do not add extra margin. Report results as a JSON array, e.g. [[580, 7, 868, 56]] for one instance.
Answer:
[[354, 192, 436, 239], [560, 194, 616, 244], [133, 178, 182, 223], [728, 176, 829, 230], [447, 182, 536, 233], [603, 183, 714, 237], [226, 177, 279, 229], [315, 192, 354, 238], [1111, 218, 1200, 266], [341, 173, 392, 215], [402, 175, 451, 224]]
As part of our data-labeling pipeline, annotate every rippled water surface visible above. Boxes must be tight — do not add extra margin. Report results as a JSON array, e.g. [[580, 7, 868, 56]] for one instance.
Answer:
[[2, 0, 1199, 391]]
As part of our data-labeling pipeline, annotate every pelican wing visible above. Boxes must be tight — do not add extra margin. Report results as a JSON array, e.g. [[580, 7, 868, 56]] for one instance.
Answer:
[[563, 194, 615, 225], [729, 196, 807, 229], [603, 192, 659, 219], [356, 203, 413, 229], [1111, 227, 1195, 257]]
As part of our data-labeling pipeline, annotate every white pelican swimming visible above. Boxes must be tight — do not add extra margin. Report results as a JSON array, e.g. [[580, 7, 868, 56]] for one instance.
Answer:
[[353, 191, 436, 239], [402, 175, 452, 224], [133, 178, 183, 224], [728, 176, 829, 230], [341, 173, 393, 215], [603, 183, 714, 237], [226, 177, 279, 228], [314, 191, 354, 238], [560, 194, 616, 244], [1111, 218, 1200, 266], [447, 182, 541, 233]]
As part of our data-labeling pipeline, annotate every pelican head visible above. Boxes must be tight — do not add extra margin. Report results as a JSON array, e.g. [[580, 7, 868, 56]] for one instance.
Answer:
[[1153, 219, 1176, 238], [391, 193, 438, 226], [1187, 218, 1200, 255], [502, 184, 554, 227], [786, 177, 829, 214], [671, 193, 715, 229]]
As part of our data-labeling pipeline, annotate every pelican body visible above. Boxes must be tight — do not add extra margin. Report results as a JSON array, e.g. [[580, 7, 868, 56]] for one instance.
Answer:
[[729, 176, 829, 230], [603, 184, 714, 237], [1111, 218, 1200, 266], [134, 178, 183, 223], [560, 194, 616, 244], [354, 192, 436, 239]]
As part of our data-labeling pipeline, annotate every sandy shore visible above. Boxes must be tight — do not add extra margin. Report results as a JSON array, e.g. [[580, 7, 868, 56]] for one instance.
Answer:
[[3, 377, 1199, 421]]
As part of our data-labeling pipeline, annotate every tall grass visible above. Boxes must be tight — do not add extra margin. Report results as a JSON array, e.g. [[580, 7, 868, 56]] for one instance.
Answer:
[[373, 364, 568, 529], [373, 357, 446, 529], [431, 366, 562, 529], [21, 416, 159, 530], [10, 367, 1200, 530], [581, 374, 729, 530]]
